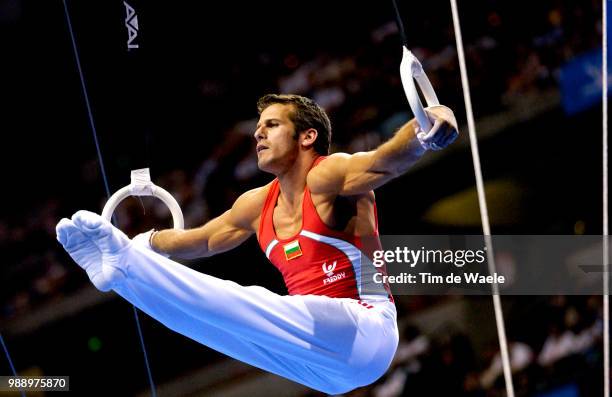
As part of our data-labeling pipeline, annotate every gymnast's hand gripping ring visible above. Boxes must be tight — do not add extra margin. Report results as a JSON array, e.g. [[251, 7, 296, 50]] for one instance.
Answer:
[[101, 168, 185, 229], [399, 46, 440, 132]]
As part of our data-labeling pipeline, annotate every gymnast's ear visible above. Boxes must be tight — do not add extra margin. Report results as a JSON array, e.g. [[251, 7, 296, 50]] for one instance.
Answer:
[[300, 128, 318, 149]]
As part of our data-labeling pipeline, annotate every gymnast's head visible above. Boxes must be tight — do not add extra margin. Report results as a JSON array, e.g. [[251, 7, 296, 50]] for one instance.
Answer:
[[255, 94, 331, 174]]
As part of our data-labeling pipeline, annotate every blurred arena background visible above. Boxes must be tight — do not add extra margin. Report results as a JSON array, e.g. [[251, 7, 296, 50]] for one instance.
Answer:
[[0, 0, 610, 395]]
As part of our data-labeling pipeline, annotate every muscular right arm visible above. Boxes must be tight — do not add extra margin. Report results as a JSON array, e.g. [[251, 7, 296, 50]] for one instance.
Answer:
[[150, 186, 267, 259]]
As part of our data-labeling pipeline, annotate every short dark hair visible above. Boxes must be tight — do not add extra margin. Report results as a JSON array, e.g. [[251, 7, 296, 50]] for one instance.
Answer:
[[257, 94, 331, 156]]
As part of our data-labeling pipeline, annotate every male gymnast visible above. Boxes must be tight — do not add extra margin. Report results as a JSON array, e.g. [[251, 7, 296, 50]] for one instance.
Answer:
[[56, 94, 458, 394]]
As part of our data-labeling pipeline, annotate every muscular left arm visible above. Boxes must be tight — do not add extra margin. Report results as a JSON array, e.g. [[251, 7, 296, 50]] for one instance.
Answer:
[[308, 105, 458, 196]]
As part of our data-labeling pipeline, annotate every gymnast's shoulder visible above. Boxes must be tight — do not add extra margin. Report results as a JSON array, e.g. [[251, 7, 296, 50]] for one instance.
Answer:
[[229, 182, 274, 228]]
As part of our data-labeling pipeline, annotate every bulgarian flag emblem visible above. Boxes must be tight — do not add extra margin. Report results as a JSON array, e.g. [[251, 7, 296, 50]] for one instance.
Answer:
[[283, 240, 303, 260]]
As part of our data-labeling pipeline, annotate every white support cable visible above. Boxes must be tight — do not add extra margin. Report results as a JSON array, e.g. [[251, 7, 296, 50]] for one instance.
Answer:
[[448, 1, 515, 396], [602, 0, 609, 396]]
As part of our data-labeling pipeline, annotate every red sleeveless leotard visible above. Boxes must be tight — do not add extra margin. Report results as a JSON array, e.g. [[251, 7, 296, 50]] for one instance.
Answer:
[[258, 156, 393, 303]]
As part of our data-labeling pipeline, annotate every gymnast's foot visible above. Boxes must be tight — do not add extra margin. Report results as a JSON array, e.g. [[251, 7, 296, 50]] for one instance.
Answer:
[[56, 210, 130, 291]]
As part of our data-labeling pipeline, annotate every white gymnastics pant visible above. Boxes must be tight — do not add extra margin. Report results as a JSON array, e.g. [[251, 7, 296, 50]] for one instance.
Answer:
[[56, 212, 398, 395]]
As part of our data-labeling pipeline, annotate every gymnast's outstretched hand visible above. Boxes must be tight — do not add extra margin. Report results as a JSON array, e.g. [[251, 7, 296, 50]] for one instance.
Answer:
[[132, 229, 170, 258], [56, 210, 130, 292], [417, 105, 459, 151]]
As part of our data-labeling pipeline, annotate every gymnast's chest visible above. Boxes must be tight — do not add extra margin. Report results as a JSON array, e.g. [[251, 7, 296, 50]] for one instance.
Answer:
[[272, 203, 303, 240]]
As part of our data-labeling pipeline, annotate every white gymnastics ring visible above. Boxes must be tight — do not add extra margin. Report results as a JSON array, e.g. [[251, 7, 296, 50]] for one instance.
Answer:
[[399, 46, 440, 132], [101, 168, 185, 229]]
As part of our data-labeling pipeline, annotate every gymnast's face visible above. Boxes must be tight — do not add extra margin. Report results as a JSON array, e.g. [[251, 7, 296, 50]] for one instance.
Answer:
[[254, 103, 301, 174]]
